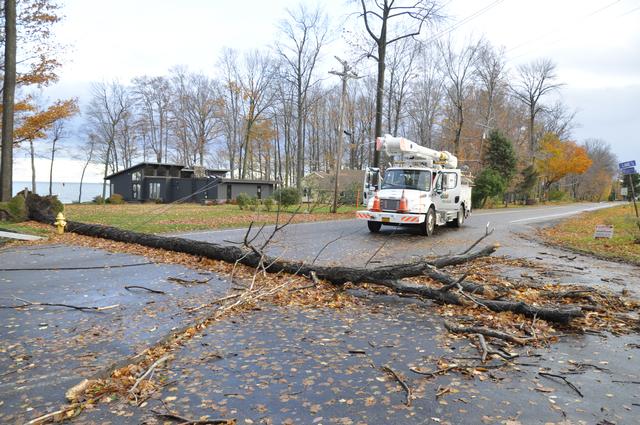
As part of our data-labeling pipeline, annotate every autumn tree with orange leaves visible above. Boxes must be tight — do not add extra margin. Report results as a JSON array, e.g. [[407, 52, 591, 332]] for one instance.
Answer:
[[536, 132, 592, 198], [1, 0, 70, 199], [14, 98, 78, 192]]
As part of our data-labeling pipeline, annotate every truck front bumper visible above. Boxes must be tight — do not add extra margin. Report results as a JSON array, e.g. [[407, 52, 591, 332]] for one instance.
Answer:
[[356, 210, 425, 224]]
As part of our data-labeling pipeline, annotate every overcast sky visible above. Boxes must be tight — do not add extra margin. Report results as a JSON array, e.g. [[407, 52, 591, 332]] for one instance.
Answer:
[[16, 0, 640, 182]]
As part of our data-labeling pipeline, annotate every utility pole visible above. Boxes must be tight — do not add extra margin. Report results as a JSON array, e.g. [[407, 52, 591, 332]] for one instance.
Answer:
[[329, 57, 359, 214], [628, 173, 640, 232]]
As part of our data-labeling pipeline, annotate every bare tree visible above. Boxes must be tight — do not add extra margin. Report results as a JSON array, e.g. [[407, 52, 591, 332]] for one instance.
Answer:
[[407, 44, 443, 148], [358, 0, 442, 167], [385, 36, 420, 136], [85, 81, 132, 200], [237, 51, 276, 179], [132, 76, 171, 163], [217, 48, 243, 178], [540, 100, 577, 141], [510, 58, 563, 160], [438, 38, 482, 156], [475, 43, 506, 156], [276, 3, 328, 189], [571, 138, 617, 201], [77, 134, 98, 203], [47, 119, 68, 195]]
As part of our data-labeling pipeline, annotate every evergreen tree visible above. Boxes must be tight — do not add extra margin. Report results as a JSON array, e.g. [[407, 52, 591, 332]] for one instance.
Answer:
[[621, 173, 640, 199], [485, 129, 517, 184], [472, 168, 507, 208]]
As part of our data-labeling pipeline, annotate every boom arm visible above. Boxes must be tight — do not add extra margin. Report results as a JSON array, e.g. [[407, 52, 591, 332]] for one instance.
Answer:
[[376, 134, 458, 169]]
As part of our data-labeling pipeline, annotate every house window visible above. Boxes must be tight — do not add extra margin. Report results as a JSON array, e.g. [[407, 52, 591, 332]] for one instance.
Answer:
[[149, 182, 161, 200], [110, 183, 114, 197], [257, 185, 262, 200], [226, 185, 232, 201], [132, 184, 140, 200], [132, 170, 142, 200]]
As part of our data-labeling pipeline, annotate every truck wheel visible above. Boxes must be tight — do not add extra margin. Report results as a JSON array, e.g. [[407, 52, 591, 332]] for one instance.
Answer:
[[452, 205, 465, 228], [367, 220, 382, 233], [421, 207, 436, 236]]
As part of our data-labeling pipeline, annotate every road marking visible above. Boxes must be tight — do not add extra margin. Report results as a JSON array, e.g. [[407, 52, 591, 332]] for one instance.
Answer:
[[473, 205, 580, 217], [508, 205, 611, 224]]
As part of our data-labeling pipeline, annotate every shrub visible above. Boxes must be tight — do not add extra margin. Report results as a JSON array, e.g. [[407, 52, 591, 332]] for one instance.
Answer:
[[6, 195, 27, 221], [263, 197, 274, 212], [472, 169, 506, 209], [247, 196, 259, 211], [339, 182, 361, 206], [93, 195, 104, 204], [548, 189, 567, 201], [273, 187, 301, 208], [107, 193, 125, 204], [236, 192, 251, 210]]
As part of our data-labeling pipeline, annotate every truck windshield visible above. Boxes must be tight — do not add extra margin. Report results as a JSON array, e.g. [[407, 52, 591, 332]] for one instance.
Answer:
[[381, 169, 431, 191]]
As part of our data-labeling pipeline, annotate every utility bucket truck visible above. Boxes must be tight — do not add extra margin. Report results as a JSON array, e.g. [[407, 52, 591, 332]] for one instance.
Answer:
[[356, 135, 472, 236]]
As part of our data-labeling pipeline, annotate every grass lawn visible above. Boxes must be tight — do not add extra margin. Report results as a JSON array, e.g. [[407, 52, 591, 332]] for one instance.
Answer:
[[540, 203, 640, 265], [0, 221, 51, 237], [60, 203, 358, 234]]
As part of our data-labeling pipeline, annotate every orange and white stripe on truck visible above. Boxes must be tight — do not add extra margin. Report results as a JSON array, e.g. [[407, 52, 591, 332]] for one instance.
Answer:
[[399, 215, 420, 223]]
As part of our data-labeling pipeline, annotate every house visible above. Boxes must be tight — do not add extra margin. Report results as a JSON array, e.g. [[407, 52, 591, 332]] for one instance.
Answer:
[[302, 169, 365, 204], [105, 162, 275, 203]]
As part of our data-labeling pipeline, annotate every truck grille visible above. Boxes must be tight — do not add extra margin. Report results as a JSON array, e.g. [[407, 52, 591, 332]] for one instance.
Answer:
[[380, 199, 400, 211]]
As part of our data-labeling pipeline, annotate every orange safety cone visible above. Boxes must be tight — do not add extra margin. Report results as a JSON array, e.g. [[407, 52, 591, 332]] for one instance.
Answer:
[[370, 193, 381, 212], [398, 190, 408, 213]]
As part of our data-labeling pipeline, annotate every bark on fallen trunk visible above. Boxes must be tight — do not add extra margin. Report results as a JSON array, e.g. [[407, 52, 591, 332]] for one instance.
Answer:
[[28, 203, 582, 324], [377, 279, 582, 324], [423, 268, 487, 295], [41, 216, 499, 285]]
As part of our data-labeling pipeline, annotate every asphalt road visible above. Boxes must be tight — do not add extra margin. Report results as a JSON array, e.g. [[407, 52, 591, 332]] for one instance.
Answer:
[[0, 244, 231, 424], [176, 202, 619, 266]]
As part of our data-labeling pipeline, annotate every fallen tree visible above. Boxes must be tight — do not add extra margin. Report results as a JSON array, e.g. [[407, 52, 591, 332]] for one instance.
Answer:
[[27, 195, 583, 324]]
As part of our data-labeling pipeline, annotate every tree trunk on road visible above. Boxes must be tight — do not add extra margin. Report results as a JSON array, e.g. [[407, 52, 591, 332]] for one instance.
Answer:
[[26, 194, 583, 324]]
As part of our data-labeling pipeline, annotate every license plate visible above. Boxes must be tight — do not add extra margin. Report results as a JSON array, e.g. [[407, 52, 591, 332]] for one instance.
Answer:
[[381, 217, 390, 223]]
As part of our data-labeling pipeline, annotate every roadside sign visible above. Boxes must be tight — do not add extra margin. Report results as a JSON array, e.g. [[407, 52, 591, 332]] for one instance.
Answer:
[[594, 224, 614, 239], [619, 160, 636, 169], [621, 167, 637, 175], [621, 187, 628, 196]]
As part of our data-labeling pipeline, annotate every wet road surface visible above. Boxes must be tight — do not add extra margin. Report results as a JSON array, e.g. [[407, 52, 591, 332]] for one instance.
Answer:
[[2, 202, 639, 424], [174, 203, 619, 266]]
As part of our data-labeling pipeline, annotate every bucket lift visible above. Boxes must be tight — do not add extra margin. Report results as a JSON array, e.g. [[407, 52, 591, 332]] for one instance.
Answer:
[[363, 135, 459, 204]]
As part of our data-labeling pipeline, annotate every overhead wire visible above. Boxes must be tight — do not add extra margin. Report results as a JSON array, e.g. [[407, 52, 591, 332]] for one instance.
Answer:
[[423, 0, 505, 44], [505, 0, 628, 57]]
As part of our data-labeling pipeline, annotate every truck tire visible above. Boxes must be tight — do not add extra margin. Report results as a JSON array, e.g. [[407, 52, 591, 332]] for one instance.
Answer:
[[452, 204, 465, 228], [421, 207, 436, 236], [367, 220, 382, 233]]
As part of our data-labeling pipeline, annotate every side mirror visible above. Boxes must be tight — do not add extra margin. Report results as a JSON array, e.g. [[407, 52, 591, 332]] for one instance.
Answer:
[[435, 189, 443, 195]]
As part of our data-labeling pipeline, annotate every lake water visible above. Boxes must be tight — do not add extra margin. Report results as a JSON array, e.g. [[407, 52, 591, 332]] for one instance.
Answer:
[[12, 181, 110, 204]]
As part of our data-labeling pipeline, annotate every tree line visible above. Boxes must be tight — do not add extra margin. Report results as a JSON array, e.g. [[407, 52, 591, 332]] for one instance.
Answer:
[[1, 1, 619, 205]]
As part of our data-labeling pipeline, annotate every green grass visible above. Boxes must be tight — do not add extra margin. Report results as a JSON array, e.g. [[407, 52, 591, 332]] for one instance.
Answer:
[[62, 203, 358, 234], [0, 222, 51, 237], [541, 203, 640, 265]]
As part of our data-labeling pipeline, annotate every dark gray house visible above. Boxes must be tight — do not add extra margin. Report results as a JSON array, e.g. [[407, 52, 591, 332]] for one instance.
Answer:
[[105, 163, 275, 203]]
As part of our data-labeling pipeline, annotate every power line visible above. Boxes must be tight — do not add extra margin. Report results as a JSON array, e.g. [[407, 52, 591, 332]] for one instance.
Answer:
[[423, 0, 505, 44], [505, 0, 626, 55]]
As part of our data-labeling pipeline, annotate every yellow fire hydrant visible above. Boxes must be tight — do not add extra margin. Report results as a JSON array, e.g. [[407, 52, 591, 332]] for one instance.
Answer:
[[55, 212, 67, 235]]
